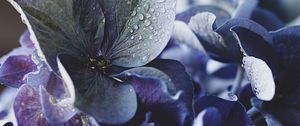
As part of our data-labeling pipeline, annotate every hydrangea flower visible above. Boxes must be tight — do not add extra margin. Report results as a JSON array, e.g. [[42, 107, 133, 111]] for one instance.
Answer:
[[5, 0, 197, 125], [1, 0, 300, 126]]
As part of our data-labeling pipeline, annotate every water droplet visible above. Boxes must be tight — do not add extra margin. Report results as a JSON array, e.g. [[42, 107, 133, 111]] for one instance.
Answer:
[[142, 56, 148, 61], [130, 36, 135, 40], [130, 29, 135, 33], [155, 12, 160, 16], [131, 10, 137, 16], [138, 35, 143, 40], [144, 19, 151, 26], [138, 14, 145, 21], [143, 4, 149, 11], [133, 25, 139, 30], [145, 13, 151, 18], [149, 8, 155, 12]]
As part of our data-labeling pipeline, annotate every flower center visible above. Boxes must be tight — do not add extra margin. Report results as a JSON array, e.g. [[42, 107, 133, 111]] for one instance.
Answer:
[[87, 56, 111, 73]]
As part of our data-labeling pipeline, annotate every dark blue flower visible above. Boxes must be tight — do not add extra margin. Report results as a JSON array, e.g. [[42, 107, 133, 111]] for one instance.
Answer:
[[232, 22, 300, 125]]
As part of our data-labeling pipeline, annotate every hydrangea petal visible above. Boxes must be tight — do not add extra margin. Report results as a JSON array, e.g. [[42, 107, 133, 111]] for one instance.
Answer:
[[19, 30, 34, 49], [160, 44, 208, 84], [58, 54, 137, 124], [231, 26, 279, 72], [270, 26, 300, 72], [176, 5, 231, 27], [109, 0, 176, 67], [172, 21, 206, 53], [116, 72, 191, 125], [9, 0, 106, 71], [114, 67, 177, 95], [0, 55, 36, 88], [114, 59, 194, 125], [14, 84, 48, 126], [251, 8, 284, 31], [39, 86, 77, 124], [188, 12, 241, 62], [201, 107, 222, 126], [194, 96, 253, 126], [242, 56, 275, 101]]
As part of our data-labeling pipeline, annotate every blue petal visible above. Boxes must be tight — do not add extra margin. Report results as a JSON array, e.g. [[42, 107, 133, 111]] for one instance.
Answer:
[[238, 84, 255, 110], [39, 86, 77, 124], [194, 96, 254, 126], [176, 5, 231, 27], [19, 30, 34, 49], [251, 8, 284, 31], [231, 26, 279, 73], [108, 0, 176, 67], [0, 55, 37, 88], [160, 43, 208, 84], [270, 26, 300, 72], [115, 59, 194, 125], [58, 54, 137, 124], [14, 84, 48, 126], [10, 0, 106, 71], [211, 64, 237, 79], [196, 107, 222, 126]]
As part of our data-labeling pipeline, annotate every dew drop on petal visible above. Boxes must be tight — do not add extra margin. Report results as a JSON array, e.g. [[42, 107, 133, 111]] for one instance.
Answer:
[[131, 10, 137, 16], [138, 35, 143, 40], [138, 14, 145, 21], [144, 19, 151, 26]]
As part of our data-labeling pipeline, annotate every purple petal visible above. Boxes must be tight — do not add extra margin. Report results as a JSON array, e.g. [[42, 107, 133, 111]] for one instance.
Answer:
[[0, 47, 33, 65], [26, 62, 67, 99], [160, 43, 208, 84], [116, 59, 194, 125], [0, 55, 37, 88], [14, 84, 48, 126], [26, 63, 52, 89], [19, 30, 34, 49], [147, 59, 194, 107], [194, 96, 254, 126], [117, 74, 192, 126], [39, 86, 77, 124]]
